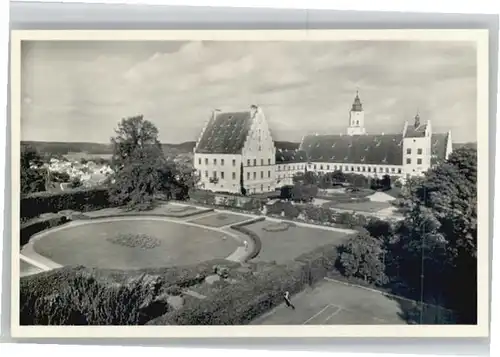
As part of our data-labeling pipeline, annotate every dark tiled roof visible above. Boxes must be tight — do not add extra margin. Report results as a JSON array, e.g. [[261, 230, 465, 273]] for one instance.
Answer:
[[431, 133, 449, 165], [195, 111, 253, 154], [275, 149, 308, 164], [405, 124, 428, 138], [300, 134, 404, 166]]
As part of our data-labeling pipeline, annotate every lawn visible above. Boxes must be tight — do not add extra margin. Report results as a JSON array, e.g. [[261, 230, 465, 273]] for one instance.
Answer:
[[188, 212, 251, 228], [251, 278, 455, 325], [244, 220, 351, 264], [322, 200, 392, 213], [29, 218, 239, 270]]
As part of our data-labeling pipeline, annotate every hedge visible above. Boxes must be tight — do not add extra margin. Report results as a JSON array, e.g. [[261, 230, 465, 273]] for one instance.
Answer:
[[20, 215, 70, 247], [21, 187, 112, 220], [148, 244, 340, 325], [19, 259, 239, 325], [229, 217, 266, 261]]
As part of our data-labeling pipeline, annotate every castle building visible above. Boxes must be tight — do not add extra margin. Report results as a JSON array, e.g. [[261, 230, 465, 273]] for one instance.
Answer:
[[193, 105, 276, 194], [194, 93, 453, 194]]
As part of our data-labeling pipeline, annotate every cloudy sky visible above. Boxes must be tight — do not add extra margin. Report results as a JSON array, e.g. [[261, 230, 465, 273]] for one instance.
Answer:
[[21, 40, 477, 144]]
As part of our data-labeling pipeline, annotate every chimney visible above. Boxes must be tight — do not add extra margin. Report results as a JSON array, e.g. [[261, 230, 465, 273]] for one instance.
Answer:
[[414, 113, 421, 128], [212, 108, 221, 120], [250, 105, 259, 117]]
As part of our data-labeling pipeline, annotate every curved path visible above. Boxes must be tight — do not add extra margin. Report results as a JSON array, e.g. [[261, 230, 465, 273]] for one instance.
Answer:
[[20, 214, 254, 275]]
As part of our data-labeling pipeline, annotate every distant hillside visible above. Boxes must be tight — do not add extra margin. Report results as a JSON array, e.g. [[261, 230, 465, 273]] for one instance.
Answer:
[[23, 140, 302, 156], [453, 142, 477, 150]]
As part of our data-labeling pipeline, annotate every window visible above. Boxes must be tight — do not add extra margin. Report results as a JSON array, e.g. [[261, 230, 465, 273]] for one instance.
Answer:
[[258, 145, 262, 151], [379, 167, 383, 172], [417, 148, 423, 155], [232, 172, 236, 180], [205, 171, 208, 177], [268, 186, 270, 191], [417, 158, 422, 165], [320, 165, 323, 170], [260, 184, 264, 192], [356, 120, 359, 125], [406, 148, 411, 155], [391, 168, 395, 173], [232, 159, 236, 166], [344, 166, 348, 171], [398, 168, 402, 174], [362, 167, 366, 172], [198, 158, 201, 165], [198, 170, 201, 177], [287, 166, 291, 171], [253, 159, 257, 166], [253, 172, 256, 180], [277, 166, 281, 171], [268, 158, 271, 165], [357, 167, 360, 172], [326, 165, 330, 170], [205, 158, 208, 165], [314, 164, 317, 170], [247, 172, 250, 180], [406, 158, 411, 164], [213, 171, 217, 179], [221, 172, 225, 179], [221, 159, 225, 166], [368, 167, 371, 172], [253, 188, 256, 194], [213, 159, 217, 165], [268, 171, 271, 178], [261, 171, 264, 179], [334, 165, 337, 170], [261, 159, 264, 166], [351, 166, 355, 171], [385, 168, 389, 173], [247, 159, 250, 166]]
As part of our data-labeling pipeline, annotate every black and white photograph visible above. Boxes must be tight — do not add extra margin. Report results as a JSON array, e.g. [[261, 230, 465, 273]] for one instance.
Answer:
[[10, 30, 490, 338]]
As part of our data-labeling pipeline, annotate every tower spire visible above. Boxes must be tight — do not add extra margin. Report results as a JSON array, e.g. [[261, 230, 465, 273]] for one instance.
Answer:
[[414, 109, 421, 128], [351, 90, 363, 112]]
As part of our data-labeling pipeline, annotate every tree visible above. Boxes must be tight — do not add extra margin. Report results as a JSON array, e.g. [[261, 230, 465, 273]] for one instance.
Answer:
[[70, 176, 83, 189], [395, 147, 478, 323], [108, 116, 168, 210], [20, 145, 46, 194], [339, 229, 387, 284], [240, 163, 246, 196]]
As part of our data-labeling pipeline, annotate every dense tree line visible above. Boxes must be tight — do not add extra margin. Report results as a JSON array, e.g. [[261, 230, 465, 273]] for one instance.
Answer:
[[337, 147, 477, 323]]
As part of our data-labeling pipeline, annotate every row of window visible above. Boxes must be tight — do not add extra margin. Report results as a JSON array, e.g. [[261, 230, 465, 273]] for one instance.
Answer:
[[201, 170, 272, 180], [406, 158, 423, 165], [406, 148, 423, 155], [198, 158, 273, 167], [277, 164, 305, 171]]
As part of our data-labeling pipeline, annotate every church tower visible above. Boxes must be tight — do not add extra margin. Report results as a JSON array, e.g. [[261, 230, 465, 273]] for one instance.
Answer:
[[347, 91, 366, 136]]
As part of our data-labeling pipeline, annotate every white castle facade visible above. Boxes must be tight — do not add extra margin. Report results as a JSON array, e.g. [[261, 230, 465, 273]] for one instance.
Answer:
[[193, 93, 453, 194]]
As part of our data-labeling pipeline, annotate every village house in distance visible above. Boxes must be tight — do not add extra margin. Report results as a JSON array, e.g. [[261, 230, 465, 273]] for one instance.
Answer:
[[193, 92, 454, 194]]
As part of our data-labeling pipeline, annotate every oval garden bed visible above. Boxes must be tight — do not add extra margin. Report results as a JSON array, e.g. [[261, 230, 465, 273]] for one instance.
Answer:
[[24, 217, 240, 270]]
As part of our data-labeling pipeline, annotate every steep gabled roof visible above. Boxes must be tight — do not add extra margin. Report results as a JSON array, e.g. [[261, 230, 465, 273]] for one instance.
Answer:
[[300, 134, 404, 166], [405, 124, 428, 138], [195, 111, 253, 154], [431, 133, 449, 165], [276, 149, 308, 164]]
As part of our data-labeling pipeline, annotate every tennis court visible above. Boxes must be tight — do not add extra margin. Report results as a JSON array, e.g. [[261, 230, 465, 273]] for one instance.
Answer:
[[251, 278, 455, 325]]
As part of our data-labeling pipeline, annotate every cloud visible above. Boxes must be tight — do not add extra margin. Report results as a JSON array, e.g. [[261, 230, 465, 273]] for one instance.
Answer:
[[21, 40, 477, 144]]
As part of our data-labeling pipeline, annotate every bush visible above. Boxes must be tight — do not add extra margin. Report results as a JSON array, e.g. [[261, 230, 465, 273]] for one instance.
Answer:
[[20, 260, 239, 325], [20, 215, 70, 247], [148, 244, 340, 325], [21, 187, 112, 220]]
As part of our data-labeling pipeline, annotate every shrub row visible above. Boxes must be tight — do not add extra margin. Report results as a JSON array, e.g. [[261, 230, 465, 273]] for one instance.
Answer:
[[266, 201, 369, 229], [20, 214, 70, 247], [21, 187, 112, 220], [19, 259, 240, 326], [229, 217, 266, 261], [190, 190, 265, 213], [147, 244, 339, 325]]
